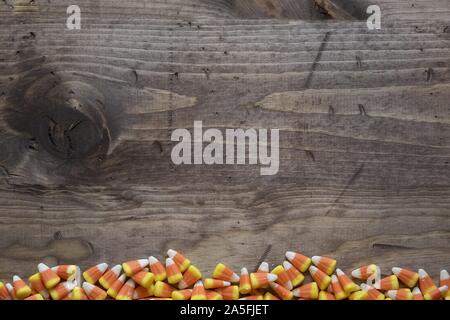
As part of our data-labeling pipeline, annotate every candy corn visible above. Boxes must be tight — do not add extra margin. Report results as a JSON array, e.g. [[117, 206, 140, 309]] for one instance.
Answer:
[[204, 278, 231, 289], [213, 263, 240, 283], [0, 281, 11, 300], [133, 284, 154, 299], [191, 280, 207, 300], [38, 263, 61, 289], [423, 285, 448, 300], [149, 256, 167, 281], [49, 281, 76, 300], [257, 262, 269, 273], [441, 270, 450, 298], [178, 265, 202, 289], [165, 258, 183, 285], [71, 287, 89, 300], [270, 282, 293, 300], [12, 275, 32, 299], [51, 265, 77, 281], [349, 290, 369, 300], [271, 265, 293, 290], [374, 275, 399, 291], [28, 273, 49, 299], [122, 259, 148, 277], [386, 288, 413, 300], [167, 249, 191, 273], [283, 261, 304, 287], [311, 256, 337, 275], [336, 268, 359, 293], [99, 264, 122, 290], [351, 264, 378, 280], [83, 282, 107, 300], [309, 266, 331, 290], [116, 279, 135, 300], [205, 290, 223, 300], [292, 282, 319, 300], [172, 289, 192, 300], [331, 275, 348, 300], [250, 272, 277, 289], [360, 283, 385, 300], [216, 285, 240, 300], [24, 293, 44, 300], [285, 251, 311, 273], [83, 263, 108, 284], [264, 292, 280, 300], [154, 281, 175, 298], [132, 269, 154, 288], [107, 274, 127, 298], [418, 269, 437, 294], [239, 267, 251, 294], [412, 286, 424, 300], [5, 283, 16, 299], [392, 267, 419, 288], [319, 291, 336, 300]]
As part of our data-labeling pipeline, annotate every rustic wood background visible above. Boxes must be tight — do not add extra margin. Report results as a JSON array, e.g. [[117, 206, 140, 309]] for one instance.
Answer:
[[1, 0, 449, 282]]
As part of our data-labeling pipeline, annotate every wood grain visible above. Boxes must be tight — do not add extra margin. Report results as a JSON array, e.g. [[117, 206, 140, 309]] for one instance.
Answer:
[[0, 0, 449, 282]]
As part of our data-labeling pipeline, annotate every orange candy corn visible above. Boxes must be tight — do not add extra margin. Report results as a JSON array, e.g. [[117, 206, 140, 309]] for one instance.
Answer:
[[412, 287, 424, 300], [107, 274, 126, 298], [351, 264, 378, 280], [178, 265, 202, 289], [336, 268, 359, 293], [216, 285, 240, 300], [0, 281, 11, 300], [205, 290, 223, 300], [331, 275, 348, 300], [312, 256, 337, 275], [270, 282, 293, 300], [309, 266, 331, 290], [239, 268, 251, 294], [360, 283, 385, 300], [83, 282, 107, 300], [349, 290, 369, 300], [71, 287, 89, 300], [5, 283, 16, 299], [250, 272, 277, 289], [264, 292, 280, 300], [12, 275, 32, 299], [440, 270, 450, 298], [49, 281, 76, 300], [51, 265, 77, 281], [38, 263, 61, 289], [191, 280, 207, 300], [319, 291, 336, 300], [133, 284, 155, 299], [271, 265, 293, 290], [83, 263, 108, 284], [285, 251, 311, 273], [204, 278, 231, 289], [172, 289, 192, 300], [154, 281, 175, 298], [122, 259, 148, 277], [116, 279, 135, 300], [213, 263, 240, 283], [374, 275, 399, 291], [292, 282, 319, 300], [28, 273, 49, 299], [24, 293, 44, 300], [257, 262, 269, 273], [387, 288, 413, 300], [392, 267, 419, 288], [99, 264, 122, 290], [424, 285, 448, 300], [132, 269, 154, 289], [283, 261, 304, 287], [418, 269, 437, 294], [166, 258, 183, 284], [167, 249, 191, 273], [149, 256, 167, 281]]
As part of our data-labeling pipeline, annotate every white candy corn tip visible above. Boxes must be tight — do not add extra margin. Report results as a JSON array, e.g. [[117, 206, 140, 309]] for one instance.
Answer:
[[336, 268, 344, 276], [38, 263, 50, 272], [438, 285, 448, 294], [111, 264, 122, 276], [351, 269, 362, 279], [64, 281, 76, 291], [309, 265, 318, 274], [97, 263, 108, 273], [167, 249, 177, 258], [331, 274, 338, 282], [418, 269, 429, 278], [386, 290, 397, 299], [231, 273, 240, 283], [178, 281, 188, 290], [360, 283, 370, 292], [282, 261, 293, 270], [12, 275, 21, 282], [441, 270, 449, 280], [125, 279, 136, 288], [117, 274, 127, 282], [311, 256, 321, 265], [148, 256, 159, 265], [267, 273, 277, 282], [166, 257, 174, 266], [194, 280, 203, 287], [285, 281, 293, 290], [392, 267, 401, 275], [241, 267, 248, 275], [285, 251, 296, 261], [82, 282, 94, 293], [258, 262, 269, 273], [412, 287, 421, 294], [6, 283, 13, 291]]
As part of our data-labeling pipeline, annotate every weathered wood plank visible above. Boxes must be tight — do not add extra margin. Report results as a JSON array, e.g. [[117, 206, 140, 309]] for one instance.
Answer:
[[0, 0, 449, 281]]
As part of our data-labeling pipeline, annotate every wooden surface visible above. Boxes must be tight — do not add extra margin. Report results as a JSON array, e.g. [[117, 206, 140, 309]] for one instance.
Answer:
[[0, 0, 450, 281]]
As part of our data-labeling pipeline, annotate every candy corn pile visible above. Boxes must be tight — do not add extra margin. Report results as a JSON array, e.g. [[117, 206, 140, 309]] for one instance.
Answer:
[[0, 249, 449, 301]]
